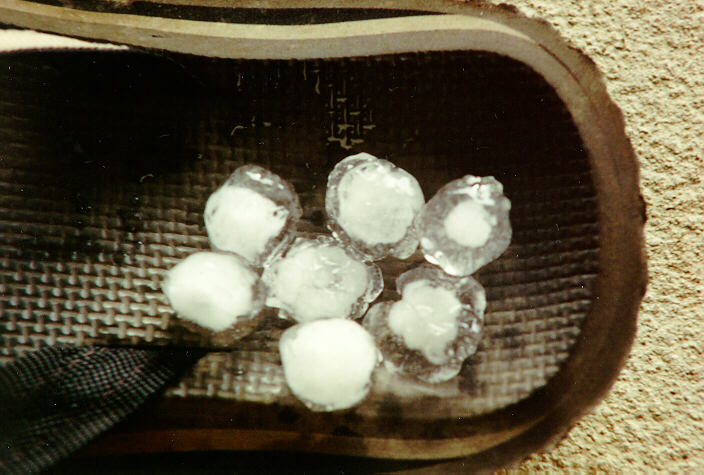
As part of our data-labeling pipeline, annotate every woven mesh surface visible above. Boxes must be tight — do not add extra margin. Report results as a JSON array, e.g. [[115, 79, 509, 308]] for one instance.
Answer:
[[0, 50, 598, 415], [0, 345, 204, 473]]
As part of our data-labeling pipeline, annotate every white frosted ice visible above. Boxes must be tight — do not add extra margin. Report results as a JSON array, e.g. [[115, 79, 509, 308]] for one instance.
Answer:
[[416, 175, 511, 276], [204, 165, 302, 267], [444, 200, 495, 248], [337, 163, 420, 244], [326, 153, 424, 260], [162, 252, 263, 332], [279, 318, 379, 411], [388, 280, 462, 365], [206, 187, 287, 263], [263, 237, 382, 322]]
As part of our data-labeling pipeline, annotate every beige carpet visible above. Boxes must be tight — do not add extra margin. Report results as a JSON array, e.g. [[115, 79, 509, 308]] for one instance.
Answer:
[[478, 0, 704, 472]]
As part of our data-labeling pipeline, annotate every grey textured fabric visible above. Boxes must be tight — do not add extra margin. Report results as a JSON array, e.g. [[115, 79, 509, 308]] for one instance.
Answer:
[[0, 345, 205, 473]]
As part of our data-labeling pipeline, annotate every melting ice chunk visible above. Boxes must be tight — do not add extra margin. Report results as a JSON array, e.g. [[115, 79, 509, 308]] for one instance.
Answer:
[[416, 175, 511, 276], [388, 281, 461, 365], [279, 318, 379, 411], [262, 236, 383, 323], [162, 251, 265, 333], [363, 265, 485, 383], [326, 152, 424, 260], [205, 165, 302, 267]]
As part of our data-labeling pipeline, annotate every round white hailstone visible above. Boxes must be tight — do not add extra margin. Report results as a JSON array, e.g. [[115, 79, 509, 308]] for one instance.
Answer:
[[162, 251, 263, 332], [416, 175, 511, 276], [444, 200, 495, 248], [279, 319, 379, 411], [337, 164, 420, 244], [388, 280, 462, 365], [363, 265, 485, 383], [205, 187, 288, 263], [204, 165, 302, 267], [263, 237, 382, 323], [326, 153, 424, 260]]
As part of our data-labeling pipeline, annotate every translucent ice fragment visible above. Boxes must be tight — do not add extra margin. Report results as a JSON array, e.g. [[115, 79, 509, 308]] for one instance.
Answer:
[[279, 318, 380, 411], [162, 252, 266, 341], [262, 236, 383, 323], [363, 265, 485, 383], [326, 153, 424, 260], [205, 165, 302, 267], [416, 175, 511, 276]]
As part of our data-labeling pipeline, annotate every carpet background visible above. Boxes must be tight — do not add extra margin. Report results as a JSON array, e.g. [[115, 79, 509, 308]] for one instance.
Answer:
[[481, 0, 704, 472]]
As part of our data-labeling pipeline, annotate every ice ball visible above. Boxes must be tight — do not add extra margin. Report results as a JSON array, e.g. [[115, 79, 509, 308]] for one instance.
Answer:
[[363, 265, 485, 383], [262, 236, 383, 323], [416, 175, 511, 276], [162, 251, 266, 343], [325, 153, 424, 260], [279, 318, 380, 411], [205, 165, 302, 267]]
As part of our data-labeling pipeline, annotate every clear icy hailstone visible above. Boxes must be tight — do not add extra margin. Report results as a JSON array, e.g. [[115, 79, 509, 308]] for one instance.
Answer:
[[262, 236, 383, 323], [279, 318, 380, 411], [363, 265, 486, 383], [326, 153, 424, 261], [415, 175, 511, 276], [162, 251, 266, 342], [205, 164, 302, 267]]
